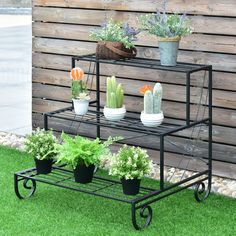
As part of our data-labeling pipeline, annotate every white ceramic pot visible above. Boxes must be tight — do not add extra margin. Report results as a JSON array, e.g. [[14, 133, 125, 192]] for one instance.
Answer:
[[140, 111, 164, 127], [73, 99, 89, 116], [103, 106, 126, 122]]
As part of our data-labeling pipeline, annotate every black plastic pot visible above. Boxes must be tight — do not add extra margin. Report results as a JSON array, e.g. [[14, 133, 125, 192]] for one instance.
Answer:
[[74, 164, 95, 184], [121, 178, 141, 195], [35, 158, 53, 174]]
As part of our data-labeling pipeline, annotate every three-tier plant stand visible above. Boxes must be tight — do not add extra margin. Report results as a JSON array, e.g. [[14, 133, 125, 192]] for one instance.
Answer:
[[14, 55, 212, 230]]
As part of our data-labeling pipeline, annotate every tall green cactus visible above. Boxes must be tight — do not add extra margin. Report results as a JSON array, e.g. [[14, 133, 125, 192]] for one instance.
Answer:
[[144, 90, 153, 114], [106, 76, 124, 108], [143, 83, 162, 114], [153, 83, 162, 114]]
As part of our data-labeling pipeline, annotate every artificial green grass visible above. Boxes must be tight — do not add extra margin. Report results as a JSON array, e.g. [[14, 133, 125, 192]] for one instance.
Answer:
[[0, 145, 236, 236]]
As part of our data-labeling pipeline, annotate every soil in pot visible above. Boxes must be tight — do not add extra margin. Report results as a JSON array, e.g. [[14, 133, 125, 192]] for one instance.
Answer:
[[35, 159, 53, 174], [74, 163, 95, 184], [121, 178, 141, 195]]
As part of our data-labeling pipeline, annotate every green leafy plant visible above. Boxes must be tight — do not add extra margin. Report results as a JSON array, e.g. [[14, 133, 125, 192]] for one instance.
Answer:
[[24, 128, 58, 160], [138, 1, 192, 38], [109, 145, 152, 180], [56, 133, 120, 169], [90, 19, 140, 49]]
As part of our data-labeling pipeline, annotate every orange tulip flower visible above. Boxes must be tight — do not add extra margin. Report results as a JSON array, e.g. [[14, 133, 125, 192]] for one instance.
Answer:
[[70, 67, 84, 81], [139, 85, 152, 94]]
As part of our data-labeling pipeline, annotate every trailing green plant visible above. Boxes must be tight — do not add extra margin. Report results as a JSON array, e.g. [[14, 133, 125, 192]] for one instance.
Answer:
[[140, 83, 163, 114], [106, 76, 124, 108], [24, 128, 58, 160], [56, 133, 121, 169], [109, 145, 152, 180], [138, 1, 192, 38], [90, 19, 140, 49]]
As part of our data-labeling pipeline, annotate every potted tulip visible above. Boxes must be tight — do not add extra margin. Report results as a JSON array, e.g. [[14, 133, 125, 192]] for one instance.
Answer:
[[138, 1, 192, 66], [109, 145, 152, 195], [24, 128, 58, 174], [140, 83, 164, 127], [70, 67, 90, 115], [90, 19, 140, 60], [56, 133, 114, 184], [103, 76, 126, 122]]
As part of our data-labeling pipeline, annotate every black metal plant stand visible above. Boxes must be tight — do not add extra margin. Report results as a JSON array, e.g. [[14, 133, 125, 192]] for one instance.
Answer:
[[14, 55, 213, 230]]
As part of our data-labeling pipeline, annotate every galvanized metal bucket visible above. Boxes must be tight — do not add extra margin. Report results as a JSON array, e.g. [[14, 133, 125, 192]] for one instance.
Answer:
[[158, 36, 181, 66]]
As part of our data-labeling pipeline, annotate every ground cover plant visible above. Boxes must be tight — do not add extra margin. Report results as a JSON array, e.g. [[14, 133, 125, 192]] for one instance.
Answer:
[[0, 145, 236, 235]]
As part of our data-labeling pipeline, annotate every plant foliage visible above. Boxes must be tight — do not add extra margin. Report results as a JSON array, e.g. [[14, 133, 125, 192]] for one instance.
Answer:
[[138, 1, 192, 38], [56, 133, 120, 169], [24, 128, 58, 160], [90, 19, 140, 49], [109, 145, 152, 180]]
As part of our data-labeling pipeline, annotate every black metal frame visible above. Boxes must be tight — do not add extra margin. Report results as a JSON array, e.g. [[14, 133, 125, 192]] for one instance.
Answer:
[[14, 55, 213, 230]]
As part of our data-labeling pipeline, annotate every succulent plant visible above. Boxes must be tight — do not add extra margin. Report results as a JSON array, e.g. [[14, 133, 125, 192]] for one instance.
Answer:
[[143, 83, 162, 114], [106, 76, 124, 108]]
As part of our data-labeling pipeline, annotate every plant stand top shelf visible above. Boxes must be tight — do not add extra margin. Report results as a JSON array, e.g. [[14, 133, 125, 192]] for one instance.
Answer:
[[72, 54, 212, 74]]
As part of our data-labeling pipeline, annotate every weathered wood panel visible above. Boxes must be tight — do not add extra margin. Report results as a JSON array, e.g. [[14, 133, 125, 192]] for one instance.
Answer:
[[32, 1, 236, 178], [33, 22, 236, 54], [33, 53, 236, 92], [33, 0, 236, 17], [33, 7, 236, 35]]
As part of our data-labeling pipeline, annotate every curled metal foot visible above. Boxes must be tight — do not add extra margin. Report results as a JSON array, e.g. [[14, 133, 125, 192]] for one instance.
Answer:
[[14, 175, 37, 199], [194, 181, 210, 202], [131, 204, 153, 230]]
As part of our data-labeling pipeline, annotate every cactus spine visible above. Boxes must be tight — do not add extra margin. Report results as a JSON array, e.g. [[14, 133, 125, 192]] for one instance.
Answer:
[[106, 76, 124, 108], [143, 83, 162, 114]]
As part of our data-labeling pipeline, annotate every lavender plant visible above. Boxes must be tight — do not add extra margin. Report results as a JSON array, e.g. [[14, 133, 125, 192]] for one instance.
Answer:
[[138, 0, 192, 38], [90, 19, 140, 49]]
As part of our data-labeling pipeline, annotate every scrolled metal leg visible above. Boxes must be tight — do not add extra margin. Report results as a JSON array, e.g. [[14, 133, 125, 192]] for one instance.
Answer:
[[14, 174, 37, 199], [131, 204, 153, 230], [194, 181, 210, 202]]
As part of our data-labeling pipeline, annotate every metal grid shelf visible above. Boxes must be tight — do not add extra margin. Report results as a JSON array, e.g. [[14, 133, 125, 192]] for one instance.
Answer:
[[14, 166, 157, 204], [73, 54, 211, 74], [45, 106, 194, 137]]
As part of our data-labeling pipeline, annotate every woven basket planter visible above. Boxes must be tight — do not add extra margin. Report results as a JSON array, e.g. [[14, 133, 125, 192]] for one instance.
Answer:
[[96, 41, 137, 60]]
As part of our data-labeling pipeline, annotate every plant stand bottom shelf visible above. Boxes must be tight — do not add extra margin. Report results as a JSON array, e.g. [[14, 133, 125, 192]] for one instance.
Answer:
[[14, 165, 211, 230]]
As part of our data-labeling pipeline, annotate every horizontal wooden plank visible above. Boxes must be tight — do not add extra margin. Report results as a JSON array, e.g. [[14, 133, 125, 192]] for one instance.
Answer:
[[33, 112, 236, 180], [32, 108, 236, 164], [33, 38, 236, 72], [33, 22, 236, 54], [32, 84, 236, 146], [32, 68, 236, 109], [33, 0, 236, 17], [32, 53, 236, 92], [32, 7, 236, 36]]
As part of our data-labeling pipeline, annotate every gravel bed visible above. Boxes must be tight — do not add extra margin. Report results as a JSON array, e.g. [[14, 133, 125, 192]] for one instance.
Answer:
[[0, 131, 235, 198]]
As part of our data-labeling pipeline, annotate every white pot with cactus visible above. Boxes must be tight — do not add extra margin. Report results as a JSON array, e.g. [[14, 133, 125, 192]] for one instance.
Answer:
[[70, 67, 90, 116], [103, 76, 126, 122], [140, 83, 164, 127]]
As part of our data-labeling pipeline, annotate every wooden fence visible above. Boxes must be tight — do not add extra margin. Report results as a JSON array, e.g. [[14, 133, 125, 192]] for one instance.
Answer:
[[32, 0, 236, 179]]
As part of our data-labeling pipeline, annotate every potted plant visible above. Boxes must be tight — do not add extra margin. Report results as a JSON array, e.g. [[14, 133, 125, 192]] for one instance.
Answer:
[[138, 1, 192, 66], [90, 19, 140, 60], [140, 83, 164, 127], [109, 145, 152, 195], [56, 133, 113, 184], [103, 76, 126, 122], [24, 128, 58, 174], [70, 67, 90, 115]]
